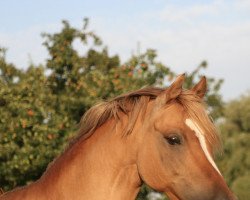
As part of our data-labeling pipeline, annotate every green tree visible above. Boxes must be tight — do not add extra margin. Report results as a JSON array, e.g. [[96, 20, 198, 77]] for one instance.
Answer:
[[42, 18, 102, 93], [217, 94, 250, 200], [0, 63, 73, 189], [0, 47, 21, 85]]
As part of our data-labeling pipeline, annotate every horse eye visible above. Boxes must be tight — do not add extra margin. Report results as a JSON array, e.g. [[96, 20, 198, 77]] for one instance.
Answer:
[[166, 135, 181, 145]]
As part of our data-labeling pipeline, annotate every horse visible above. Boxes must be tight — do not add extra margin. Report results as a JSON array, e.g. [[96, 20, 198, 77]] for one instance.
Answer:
[[0, 74, 236, 200]]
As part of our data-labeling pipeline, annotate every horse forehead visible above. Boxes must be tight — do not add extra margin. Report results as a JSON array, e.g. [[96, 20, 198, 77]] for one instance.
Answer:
[[155, 103, 186, 126]]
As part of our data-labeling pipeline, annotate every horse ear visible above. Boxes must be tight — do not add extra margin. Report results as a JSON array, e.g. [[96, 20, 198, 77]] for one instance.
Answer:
[[157, 74, 185, 104], [191, 76, 207, 98]]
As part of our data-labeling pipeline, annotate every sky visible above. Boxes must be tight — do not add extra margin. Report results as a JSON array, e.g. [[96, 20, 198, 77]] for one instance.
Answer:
[[0, 0, 250, 100]]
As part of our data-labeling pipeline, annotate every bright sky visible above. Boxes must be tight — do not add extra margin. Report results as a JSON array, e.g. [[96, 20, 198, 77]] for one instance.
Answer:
[[0, 0, 250, 100]]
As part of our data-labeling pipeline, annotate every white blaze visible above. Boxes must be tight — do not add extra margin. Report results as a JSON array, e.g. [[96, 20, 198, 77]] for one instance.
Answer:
[[185, 118, 221, 175]]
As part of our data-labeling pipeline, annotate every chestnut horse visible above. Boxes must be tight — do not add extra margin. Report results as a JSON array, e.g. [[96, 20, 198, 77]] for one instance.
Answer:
[[0, 75, 236, 200]]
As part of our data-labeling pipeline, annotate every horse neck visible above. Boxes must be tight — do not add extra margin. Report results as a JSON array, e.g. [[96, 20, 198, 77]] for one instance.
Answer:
[[39, 118, 142, 200]]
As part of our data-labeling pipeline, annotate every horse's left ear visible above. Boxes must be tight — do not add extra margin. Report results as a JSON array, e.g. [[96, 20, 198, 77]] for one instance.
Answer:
[[191, 76, 207, 98], [156, 74, 185, 105]]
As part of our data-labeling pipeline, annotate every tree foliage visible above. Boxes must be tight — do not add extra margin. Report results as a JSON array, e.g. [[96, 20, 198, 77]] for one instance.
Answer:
[[0, 19, 244, 199], [217, 94, 250, 200]]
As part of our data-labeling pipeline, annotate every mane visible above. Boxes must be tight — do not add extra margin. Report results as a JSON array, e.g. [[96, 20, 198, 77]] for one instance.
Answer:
[[74, 86, 221, 153], [75, 87, 163, 142]]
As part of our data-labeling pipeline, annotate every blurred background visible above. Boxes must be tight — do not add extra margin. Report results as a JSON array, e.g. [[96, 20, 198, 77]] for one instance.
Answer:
[[0, 0, 249, 199]]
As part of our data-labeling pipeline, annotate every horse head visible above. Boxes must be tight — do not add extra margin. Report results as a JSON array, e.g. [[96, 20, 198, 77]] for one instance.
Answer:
[[136, 74, 236, 200]]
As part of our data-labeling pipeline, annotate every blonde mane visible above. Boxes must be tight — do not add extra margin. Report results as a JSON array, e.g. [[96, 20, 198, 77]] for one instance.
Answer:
[[75, 87, 221, 153]]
